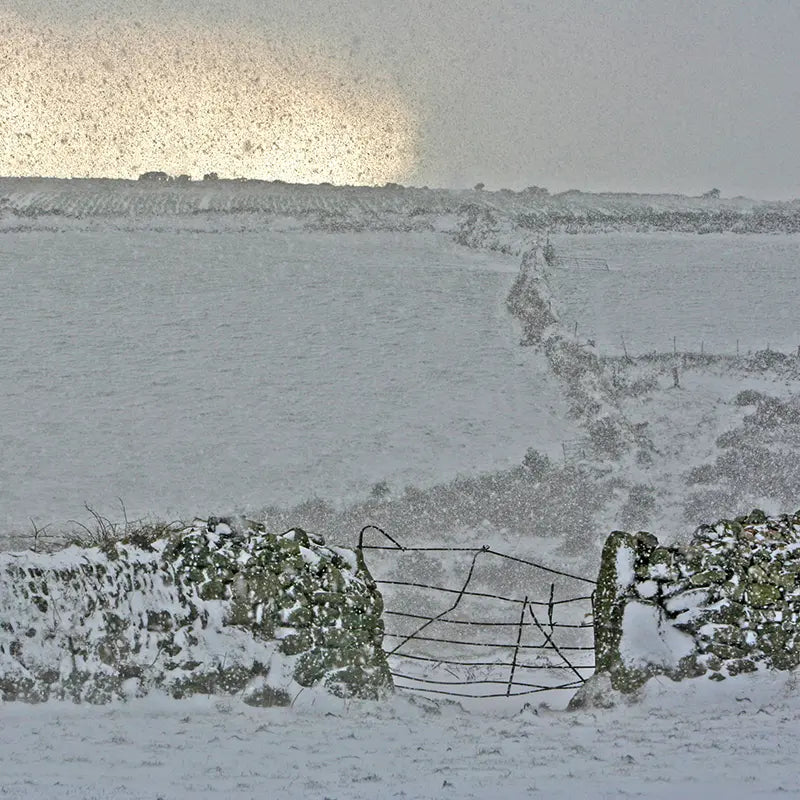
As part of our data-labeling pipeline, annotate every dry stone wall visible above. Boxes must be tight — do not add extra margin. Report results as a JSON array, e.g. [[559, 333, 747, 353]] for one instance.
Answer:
[[0, 519, 391, 704], [591, 510, 800, 693], [505, 243, 639, 456]]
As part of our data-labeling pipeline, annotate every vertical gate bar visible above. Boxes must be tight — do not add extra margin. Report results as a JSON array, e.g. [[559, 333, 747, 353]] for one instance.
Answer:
[[507, 596, 528, 697], [548, 583, 555, 632]]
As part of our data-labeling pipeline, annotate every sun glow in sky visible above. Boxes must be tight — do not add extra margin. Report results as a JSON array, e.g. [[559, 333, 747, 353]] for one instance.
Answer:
[[0, 13, 420, 184], [3, 2, 798, 196]]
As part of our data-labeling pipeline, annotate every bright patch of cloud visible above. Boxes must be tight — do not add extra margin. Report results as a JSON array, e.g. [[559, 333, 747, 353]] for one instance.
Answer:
[[0, 13, 419, 184]]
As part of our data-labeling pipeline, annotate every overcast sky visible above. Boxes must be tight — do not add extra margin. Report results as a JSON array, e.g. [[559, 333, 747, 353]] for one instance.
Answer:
[[6, 0, 800, 198]]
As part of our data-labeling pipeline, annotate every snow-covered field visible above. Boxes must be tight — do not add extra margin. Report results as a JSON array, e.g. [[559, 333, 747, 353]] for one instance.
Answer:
[[3, 183, 800, 798], [0, 227, 574, 533], [549, 232, 800, 356], [1, 672, 799, 799]]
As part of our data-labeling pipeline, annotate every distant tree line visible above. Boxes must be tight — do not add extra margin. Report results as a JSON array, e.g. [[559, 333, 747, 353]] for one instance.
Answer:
[[138, 172, 219, 183]]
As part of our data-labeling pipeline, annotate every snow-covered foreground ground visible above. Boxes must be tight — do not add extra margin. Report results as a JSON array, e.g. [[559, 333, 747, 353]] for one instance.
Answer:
[[549, 232, 800, 356], [0, 228, 574, 533], [1, 671, 799, 799]]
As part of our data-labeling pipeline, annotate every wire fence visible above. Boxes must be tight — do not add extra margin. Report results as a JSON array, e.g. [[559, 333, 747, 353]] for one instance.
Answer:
[[563, 328, 800, 362], [358, 526, 596, 699]]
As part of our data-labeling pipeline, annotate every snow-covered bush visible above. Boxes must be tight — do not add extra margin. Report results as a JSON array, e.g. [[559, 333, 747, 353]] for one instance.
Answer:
[[587, 417, 627, 460], [0, 519, 391, 703], [682, 488, 740, 524], [591, 510, 800, 695], [454, 204, 514, 254], [522, 448, 552, 479], [734, 389, 766, 407]]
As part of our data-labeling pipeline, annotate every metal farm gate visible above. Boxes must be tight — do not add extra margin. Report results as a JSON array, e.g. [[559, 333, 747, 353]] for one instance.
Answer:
[[358, 527, 596, 700]]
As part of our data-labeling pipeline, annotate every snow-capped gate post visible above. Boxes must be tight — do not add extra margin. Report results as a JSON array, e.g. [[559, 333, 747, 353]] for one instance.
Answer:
[[592, 530, 696, 693]]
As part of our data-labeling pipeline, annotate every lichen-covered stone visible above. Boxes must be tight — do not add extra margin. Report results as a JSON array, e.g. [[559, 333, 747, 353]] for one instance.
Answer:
[[746, 583, 782, 606], [589, 510, 800, 695], [0, 518, 392, 703]]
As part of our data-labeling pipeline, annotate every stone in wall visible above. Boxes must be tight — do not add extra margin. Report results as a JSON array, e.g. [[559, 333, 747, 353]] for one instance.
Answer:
[[0, 519, 392, 704]]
